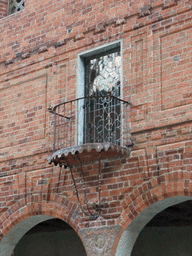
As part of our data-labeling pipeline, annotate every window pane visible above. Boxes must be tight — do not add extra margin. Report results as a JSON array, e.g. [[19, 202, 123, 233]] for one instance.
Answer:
[[84, 49, 121, 145], [85, 51, 121, 97]]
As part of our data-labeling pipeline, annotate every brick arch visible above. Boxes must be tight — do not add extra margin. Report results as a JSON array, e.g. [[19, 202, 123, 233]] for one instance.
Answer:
[[113, 179, 192, 256], [0, 197, 86, 256], [120, 178, 192, 228]]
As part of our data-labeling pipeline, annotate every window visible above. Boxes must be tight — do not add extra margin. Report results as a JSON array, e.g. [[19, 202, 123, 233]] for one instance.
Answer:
[[8, 0, 24, 15], [78, 41, 122, 146]]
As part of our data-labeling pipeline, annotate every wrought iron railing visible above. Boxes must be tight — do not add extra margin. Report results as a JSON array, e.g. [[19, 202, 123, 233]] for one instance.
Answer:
[[50, 94, 131, 153]]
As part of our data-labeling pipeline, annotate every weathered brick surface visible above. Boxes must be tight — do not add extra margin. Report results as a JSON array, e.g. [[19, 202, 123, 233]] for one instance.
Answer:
[[0, 0, 192, 255], [0, 0, 7, 18]]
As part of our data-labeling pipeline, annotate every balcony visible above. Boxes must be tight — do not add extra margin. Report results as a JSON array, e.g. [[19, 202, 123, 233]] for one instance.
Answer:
[[48, 94, 132, 167]]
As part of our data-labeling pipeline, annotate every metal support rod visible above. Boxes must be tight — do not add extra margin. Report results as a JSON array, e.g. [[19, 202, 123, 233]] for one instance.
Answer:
[[76, 153, 98, 217]]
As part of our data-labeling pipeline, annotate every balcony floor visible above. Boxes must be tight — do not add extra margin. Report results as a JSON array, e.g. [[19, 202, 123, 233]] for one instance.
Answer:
[[47, 143, 131, 167]]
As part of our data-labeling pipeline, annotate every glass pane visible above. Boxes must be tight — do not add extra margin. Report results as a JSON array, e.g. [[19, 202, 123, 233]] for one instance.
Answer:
[[84, 49, 121, 145], [85, 51, 121, 97]]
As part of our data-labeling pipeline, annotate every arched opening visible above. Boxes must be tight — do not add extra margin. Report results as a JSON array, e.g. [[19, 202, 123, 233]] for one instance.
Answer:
[[0, 215, 86, 256], [131, 200, 192, 256], [13, 218, 87, 256], [115, 196, 192, 256]]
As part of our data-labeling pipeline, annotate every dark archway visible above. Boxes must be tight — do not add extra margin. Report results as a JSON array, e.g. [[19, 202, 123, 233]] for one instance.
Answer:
[[12, 218, 86, 256], [131, 200, 192, 256], [115, 196, 192, 256]]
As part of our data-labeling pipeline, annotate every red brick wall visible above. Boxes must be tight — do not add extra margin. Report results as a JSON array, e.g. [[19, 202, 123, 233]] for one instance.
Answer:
[[0, 0, 8, 18], [0, 0, 192, 255]]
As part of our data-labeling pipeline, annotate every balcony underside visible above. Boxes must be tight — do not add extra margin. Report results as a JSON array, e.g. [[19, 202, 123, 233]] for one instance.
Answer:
[[47, 143, 131, 167]]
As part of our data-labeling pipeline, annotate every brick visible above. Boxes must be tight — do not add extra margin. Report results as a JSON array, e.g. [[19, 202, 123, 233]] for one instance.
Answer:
[[0, 0, 192, 254]]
